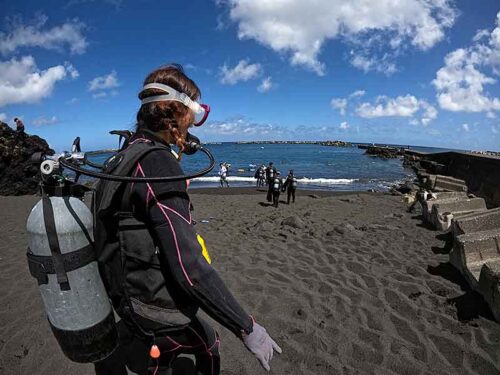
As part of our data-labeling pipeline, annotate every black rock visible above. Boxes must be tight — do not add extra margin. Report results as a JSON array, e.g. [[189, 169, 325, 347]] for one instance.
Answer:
[[0, 122, 54, 195]]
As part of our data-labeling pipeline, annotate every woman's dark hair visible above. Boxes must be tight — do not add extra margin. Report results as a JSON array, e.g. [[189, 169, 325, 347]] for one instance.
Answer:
[[136, 64, 201, 153]]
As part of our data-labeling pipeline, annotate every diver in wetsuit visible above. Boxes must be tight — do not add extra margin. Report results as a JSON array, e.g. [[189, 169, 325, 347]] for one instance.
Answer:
[[271, 171, 283, 208], [93, 65, 281, 375], [283, 170, 298, 204], [265, 162, 276, 202]]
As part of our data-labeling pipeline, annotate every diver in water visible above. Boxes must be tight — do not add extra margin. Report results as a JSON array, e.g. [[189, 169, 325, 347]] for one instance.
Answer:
[[272, 171, 283, 208], [93, 64, 281, 375], [265, 162, 276, 202], [283, 170, 298, 204]]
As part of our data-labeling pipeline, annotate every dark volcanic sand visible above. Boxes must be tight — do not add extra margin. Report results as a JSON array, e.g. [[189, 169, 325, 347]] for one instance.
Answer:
[[1, 189, 499, 374]]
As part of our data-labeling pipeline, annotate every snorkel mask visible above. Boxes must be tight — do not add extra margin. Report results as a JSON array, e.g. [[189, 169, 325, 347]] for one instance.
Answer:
[[140, 83, 210, 126]]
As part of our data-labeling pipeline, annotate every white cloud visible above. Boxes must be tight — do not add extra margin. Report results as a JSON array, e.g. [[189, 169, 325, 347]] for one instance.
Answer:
[[462, 123, 470, 132], [220, 59, 261, 85], [88, 70, 119, 92], [0, 112, 7, 122], [492, 125, 499, 134], [357, 95, 420, 117], [433, 12, 500, 113], [196, 118, 286, 140], [330, 98, 347, 116], [350, 53, 397, 75], [32, 115, 58, 127], [224, 0, 457, 75], [0, 15, 87, 55], [420, 101, 438, 126], [349, 90, 366, 98], [339, 121, 349, 130], [356, 94, 437, 126], [0, 56, 75, 107], [487, 112, 496, 119], [257, 76, 273, 93]]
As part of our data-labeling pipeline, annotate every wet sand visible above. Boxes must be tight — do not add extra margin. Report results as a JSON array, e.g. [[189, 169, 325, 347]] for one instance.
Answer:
[[1, 189, 500, 374]]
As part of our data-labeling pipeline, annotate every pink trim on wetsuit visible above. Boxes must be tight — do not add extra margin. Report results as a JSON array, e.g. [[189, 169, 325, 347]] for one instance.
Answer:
[[136, 162, 194, 287]]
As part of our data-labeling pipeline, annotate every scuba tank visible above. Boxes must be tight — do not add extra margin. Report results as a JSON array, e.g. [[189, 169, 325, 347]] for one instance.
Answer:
[[273, 177, 281, 191], [25, 131, 215, 364], [291, 177, 298, 188], [26, 180, 117, 363]]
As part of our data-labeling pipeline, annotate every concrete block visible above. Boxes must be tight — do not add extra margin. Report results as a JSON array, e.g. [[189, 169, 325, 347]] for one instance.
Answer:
[[452, 207, 500, 237], [434, 175, 467, 192], [430, 197, 487, 230], [420, 192, 468, 222], [423, 174, 468, 192], [478, 260, 500, 322], [450, 228, 500, 288]]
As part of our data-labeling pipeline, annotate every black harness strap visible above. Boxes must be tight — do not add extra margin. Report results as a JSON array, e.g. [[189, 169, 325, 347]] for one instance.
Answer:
[[27, 244, 95, 286], [42, 193, 70, 291]]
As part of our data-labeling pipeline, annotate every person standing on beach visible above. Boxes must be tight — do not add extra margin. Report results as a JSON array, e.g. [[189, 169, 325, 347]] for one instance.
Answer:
[[259, 164, 266, 187], [266, 162, 276, 202], [272, 171, 283, 207], [13, 118, 25, 136], [218, 162, 229, 187], [283, 170, 298, 204], [94, 64, 281, 374]]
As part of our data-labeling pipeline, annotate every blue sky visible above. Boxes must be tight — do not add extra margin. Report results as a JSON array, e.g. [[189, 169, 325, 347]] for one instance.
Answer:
[[0, 0, 499, 151]]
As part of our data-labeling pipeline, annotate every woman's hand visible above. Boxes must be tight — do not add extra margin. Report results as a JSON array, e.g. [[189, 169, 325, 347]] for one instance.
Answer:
[[242, 320, 282, 371]]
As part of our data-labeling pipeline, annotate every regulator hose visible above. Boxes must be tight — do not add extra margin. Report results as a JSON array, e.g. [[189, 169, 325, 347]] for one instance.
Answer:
[[59, 144, 215, 182]]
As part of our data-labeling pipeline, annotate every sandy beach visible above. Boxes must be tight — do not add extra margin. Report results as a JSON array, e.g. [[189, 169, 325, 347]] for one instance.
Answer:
[[1, 188, 500, 375]]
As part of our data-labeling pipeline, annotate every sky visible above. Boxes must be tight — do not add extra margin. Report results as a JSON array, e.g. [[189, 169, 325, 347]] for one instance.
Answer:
[[0, 0, 499, 151]]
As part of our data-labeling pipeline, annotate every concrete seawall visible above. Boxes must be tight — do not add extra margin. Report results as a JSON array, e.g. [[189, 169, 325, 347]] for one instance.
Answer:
[[406, 151, 500, 208]]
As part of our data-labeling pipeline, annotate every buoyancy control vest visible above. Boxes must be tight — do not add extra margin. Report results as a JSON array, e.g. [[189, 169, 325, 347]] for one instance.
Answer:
[[93, 140, 192, 336]]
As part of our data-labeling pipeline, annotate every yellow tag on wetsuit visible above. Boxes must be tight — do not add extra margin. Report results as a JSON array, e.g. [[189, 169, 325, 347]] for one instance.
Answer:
[[197, 234, 211, 264]]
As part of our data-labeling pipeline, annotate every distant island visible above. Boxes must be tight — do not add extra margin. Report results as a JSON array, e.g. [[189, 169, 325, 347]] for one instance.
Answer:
[[234, 140, 352, 147]]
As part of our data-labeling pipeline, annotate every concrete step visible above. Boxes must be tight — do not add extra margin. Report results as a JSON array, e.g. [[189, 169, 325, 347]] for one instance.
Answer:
[[421, 193, 468, 222], [433, 180, 468, 192], [429, 197, 487, 230], [478, 260, 500, 322], [451, 228, 500, 285], [452, 207, 500, 237], [424, 174, 468, 192]]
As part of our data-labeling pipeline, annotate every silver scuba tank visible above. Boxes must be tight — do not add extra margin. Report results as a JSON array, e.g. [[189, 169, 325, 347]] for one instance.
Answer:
[[26, 190, 117, 363]]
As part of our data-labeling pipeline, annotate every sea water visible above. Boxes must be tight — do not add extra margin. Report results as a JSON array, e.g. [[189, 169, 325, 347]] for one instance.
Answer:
[[85, 143, 449, 191]]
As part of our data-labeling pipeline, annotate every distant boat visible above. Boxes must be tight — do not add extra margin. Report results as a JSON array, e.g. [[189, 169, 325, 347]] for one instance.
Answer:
[[260, 146, 264, 149]]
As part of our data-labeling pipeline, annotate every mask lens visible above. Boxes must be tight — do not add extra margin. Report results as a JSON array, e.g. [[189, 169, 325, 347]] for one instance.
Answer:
[[193, 104, 210, 126]]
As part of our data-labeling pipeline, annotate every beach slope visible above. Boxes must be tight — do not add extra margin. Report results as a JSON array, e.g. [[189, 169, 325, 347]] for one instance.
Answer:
[[1, 190, 499, 374]]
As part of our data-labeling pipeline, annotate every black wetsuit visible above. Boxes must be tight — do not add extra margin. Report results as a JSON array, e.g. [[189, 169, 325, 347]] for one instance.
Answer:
[[271, 177, 283, 207], [94, 132, 252, 375], [265, 166, 276, 202], [283, 175, 297, 204]]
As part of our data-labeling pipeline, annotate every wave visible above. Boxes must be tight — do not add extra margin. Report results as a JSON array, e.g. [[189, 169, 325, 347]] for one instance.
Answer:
[[192, 176, 358, 185]]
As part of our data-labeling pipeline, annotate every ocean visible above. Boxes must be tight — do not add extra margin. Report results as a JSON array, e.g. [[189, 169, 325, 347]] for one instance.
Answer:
[[86, 143, 449, 191]]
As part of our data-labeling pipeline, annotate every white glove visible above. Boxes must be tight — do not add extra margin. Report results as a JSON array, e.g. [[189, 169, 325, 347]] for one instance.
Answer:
[[243, 320, 282, 371]]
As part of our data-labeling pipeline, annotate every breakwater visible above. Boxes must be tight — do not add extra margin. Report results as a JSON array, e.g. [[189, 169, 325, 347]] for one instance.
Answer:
[[405, 151, 500, 208]]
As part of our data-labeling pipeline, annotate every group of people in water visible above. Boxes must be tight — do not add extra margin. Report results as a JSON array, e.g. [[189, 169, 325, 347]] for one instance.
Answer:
[[257, 162, 298, 207]]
